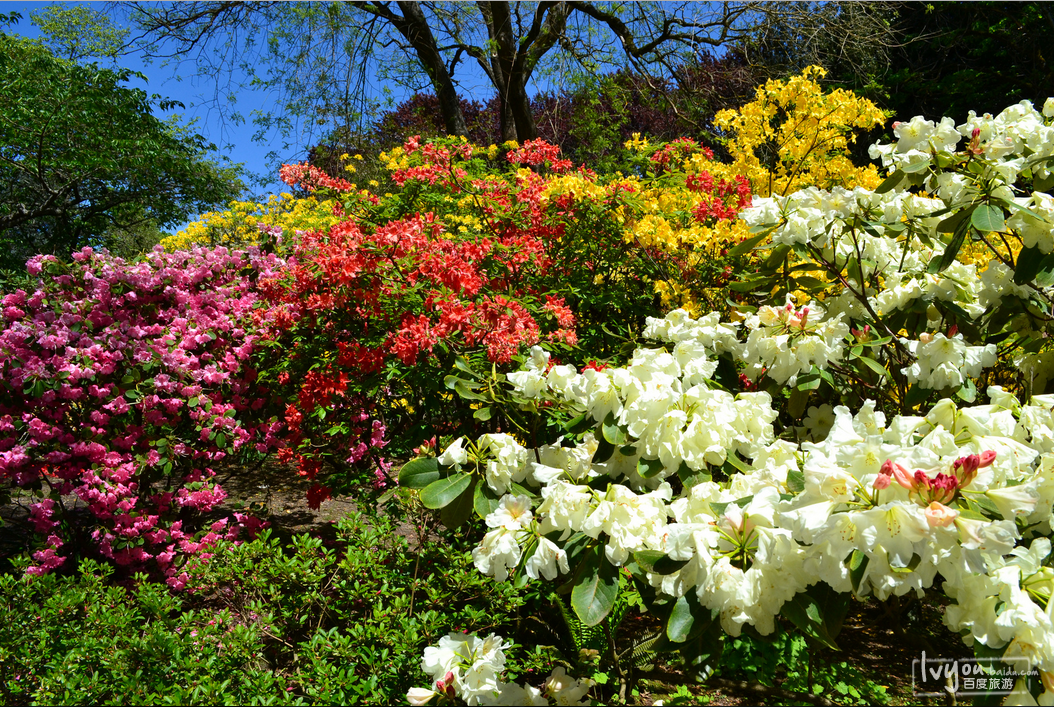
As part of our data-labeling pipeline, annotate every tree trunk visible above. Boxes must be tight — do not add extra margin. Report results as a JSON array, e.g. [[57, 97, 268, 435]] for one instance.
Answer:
[[482, 2, 520, 142], [393, 1, 469, 136]]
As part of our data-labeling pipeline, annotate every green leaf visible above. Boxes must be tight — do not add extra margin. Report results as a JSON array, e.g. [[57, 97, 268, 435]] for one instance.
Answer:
[[787, 469, 806, 494], [473, 406, 493, 421], [420, 472, 472, 509], [473, 481, 501, 519], [633, 550, 690, 575], [453, 379, 488, 402], [874, 169, 906, 194], [781, 584, 849, 651], [637, 457, 665, 479], [796, 368, 821, 391], [593, 435, 615, 464], [601, 412, 628, 445], [971, 203, 1006, 233], [764, 243, 792, 269], [440, 478, 477, 529], [790, 275, 830, 290], [855, 355, 888, 379], [934, 204, 975, 234], [727, 228, 774, 257], [848, 550, 869, 594], [899, 158, 932, 174], [1014, 245, 1046, 285], [453, 356, 479, 377], [571, 545, 620, 627], [398, 457, 440, 489], [728, 275, 777, 293], [564, 413, 595, 435], [667, 592, 710, 643], [929, 220, 970, 274]]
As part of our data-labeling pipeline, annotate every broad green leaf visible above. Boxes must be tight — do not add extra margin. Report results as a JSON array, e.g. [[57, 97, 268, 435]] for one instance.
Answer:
[[781, 584, 849, 651], [764, 243, 792, 269], [848, 550, 869, 594], [637, 457, 665, 479], [473, 481, 501, 519], [564, 413, 594, 434], [593, 435, 615, 464], [874, 169, 906, 194], [728, 275, 777, 293], [728, 228, 774, 256], [667, 593, 712, 643], [420, 472, 472, 509], [440, 478, 477, 529], [928, 220, 969, 273], [633, 550, 690, 575], [571, 545, 619, 626], [601, 412, 628, 445], [899, 158, 932, 173], [1014, 245, 1045, 285], [935, 205, 974, 234], [791, 276, 830, 290], [473, 406, 493, 421], [855, 355, 888, 379], [788, 387, 809, 419], [971, 203, 1005, 233], [796, 369, 821, 391], [453, 356, 478, 377], [398, 456, 440, 489]]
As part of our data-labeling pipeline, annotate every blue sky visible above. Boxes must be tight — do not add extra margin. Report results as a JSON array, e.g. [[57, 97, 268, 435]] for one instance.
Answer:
[[2, 1, 318, 205]]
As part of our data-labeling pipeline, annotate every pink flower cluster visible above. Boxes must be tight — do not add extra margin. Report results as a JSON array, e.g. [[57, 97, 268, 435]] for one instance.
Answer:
[[1, 246, 289, 583]]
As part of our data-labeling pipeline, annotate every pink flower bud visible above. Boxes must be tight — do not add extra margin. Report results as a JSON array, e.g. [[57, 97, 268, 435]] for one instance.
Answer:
[[924, 501, 958, 527]]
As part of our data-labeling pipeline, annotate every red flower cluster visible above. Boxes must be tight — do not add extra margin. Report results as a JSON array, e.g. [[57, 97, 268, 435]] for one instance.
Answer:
[[688, 173, 753, 222], [507, 139, 573, 173], [280, 162, 355, 193], [650, 138, 713, 169]]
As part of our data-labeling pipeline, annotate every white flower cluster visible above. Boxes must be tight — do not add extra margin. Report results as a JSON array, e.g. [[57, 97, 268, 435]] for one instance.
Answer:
[[740, 300, 850, 385], [430, 97, 1054, 702], [408, 632, 592, 706], [451, 307, 1054, 701], [900, 333, 997, 390], [868, 101, 1054, 189]]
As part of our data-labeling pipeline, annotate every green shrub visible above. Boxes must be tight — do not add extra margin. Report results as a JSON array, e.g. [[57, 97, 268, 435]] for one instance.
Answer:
[[0, 511, 529, 705]]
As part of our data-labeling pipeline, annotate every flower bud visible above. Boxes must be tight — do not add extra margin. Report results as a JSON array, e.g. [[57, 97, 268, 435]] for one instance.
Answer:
[[924, 501, 958, 527]]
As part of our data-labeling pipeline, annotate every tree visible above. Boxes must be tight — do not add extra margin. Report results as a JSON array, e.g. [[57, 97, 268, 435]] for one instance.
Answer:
[[741, 2, 1054, 123], [0, 33, 243, 269], [307, 50, 758, 180], [875, 2, 1054, 122], [125, 2, 771, 146], [30, 3, 129, 62]]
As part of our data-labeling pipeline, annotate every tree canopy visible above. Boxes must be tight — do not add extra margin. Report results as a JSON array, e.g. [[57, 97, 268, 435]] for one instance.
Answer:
[[126, 1, 772, 145], [0, 32, 243, 269]]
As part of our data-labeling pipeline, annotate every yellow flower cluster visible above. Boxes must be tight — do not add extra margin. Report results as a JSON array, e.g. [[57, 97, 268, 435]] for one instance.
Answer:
[[160, 193, 341, 251], [700, 66, 885, 197], [379, 146, 411, 171], [624, 132, 650, 153], [541, 174, 611, 203], [625, 69, 887, 314]]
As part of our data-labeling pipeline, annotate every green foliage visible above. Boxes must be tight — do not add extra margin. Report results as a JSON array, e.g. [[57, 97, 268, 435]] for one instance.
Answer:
[[31, 4, 129, 61], [0, 512, 528, 705], [714, 628, 890, 705], [0, 34, 242, 269]]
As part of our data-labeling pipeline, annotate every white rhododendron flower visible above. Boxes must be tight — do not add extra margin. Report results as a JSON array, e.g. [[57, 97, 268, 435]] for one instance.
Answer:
[[412, 634, 590, 707], [901, 333, 996, 390], [437, 436, 469, 467], [407, 99, 1054, 704]]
